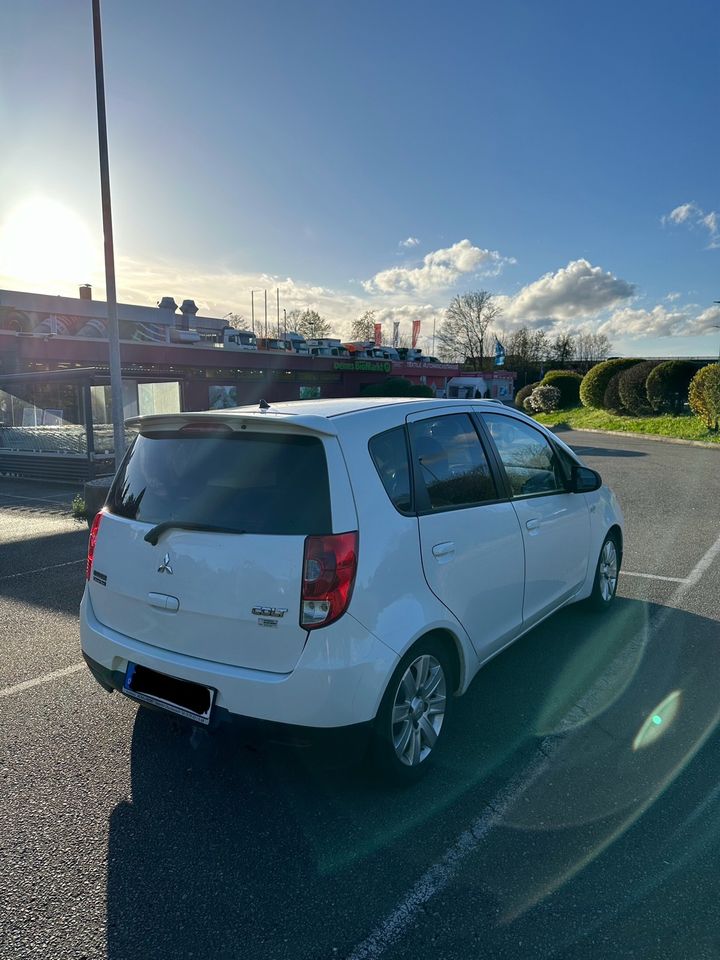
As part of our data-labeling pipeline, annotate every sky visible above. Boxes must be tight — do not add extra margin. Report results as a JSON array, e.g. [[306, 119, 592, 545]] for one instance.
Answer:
[[1, 0, 719, 357]]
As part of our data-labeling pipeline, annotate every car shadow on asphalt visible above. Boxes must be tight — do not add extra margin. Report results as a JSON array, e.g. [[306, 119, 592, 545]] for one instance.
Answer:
[[569, 445, 647, 459], [105, 598, 720, 960], [0, 526, 87, 612]]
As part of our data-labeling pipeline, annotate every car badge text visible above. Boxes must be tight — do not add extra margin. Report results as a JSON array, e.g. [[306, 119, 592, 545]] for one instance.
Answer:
[[157, 553, 174, 575], [251, 606, 287, 618]]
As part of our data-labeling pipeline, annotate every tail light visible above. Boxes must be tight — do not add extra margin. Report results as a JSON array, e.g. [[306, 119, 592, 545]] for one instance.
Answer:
[[86, 512, 103, 580], [301, 532, 358, 629]]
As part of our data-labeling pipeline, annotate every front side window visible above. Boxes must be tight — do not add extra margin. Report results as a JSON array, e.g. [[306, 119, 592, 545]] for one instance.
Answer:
[[482, 414, 566, 498], [409, 414, 496, 511], [369, 426, 412, 513]]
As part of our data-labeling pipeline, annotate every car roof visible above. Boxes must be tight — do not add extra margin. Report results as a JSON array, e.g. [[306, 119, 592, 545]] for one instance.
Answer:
[[129, 398, 540, 440], [227, 397, 508, 419]]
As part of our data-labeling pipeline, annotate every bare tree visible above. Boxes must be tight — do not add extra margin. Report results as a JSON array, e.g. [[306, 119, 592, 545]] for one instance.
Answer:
[[223, 312, 250, 330], [436, 291, 502, 370], [293, 309, 331, 340], [350, 310, 376, 342], [504, 327, 532, 367], [285, 308, 304, 334], [531, 329, 549, 366], [590, 333, 612, 361], [550, 332, 575, 366], [575, 332, 613, 370]]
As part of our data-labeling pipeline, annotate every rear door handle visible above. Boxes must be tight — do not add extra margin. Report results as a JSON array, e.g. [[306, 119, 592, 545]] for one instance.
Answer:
[[525, 518, 541, 531], [432, 541, 455, 563], [148, 592, 180, 612]]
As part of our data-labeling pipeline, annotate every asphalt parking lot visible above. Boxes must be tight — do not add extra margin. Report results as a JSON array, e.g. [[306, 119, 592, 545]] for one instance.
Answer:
[[1, 429, 719, 960]]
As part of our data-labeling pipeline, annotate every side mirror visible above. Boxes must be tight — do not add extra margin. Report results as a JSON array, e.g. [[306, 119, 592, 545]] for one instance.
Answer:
[[571, 464, 602, 493]]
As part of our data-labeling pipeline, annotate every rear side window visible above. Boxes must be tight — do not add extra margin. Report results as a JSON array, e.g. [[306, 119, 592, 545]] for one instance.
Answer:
[[108, 429, 331, 535], [369, 426, 412, 514], [409, 414, 497, 511]]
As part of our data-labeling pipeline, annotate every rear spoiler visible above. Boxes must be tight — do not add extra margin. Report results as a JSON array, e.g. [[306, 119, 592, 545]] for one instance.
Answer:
[[124, 410, 339, 437]]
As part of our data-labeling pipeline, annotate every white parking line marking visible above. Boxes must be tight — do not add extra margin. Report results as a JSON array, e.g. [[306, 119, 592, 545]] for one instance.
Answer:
[[0, 663, 85, 700], [345, 751, 550, 960], [683, 533, 720, 589], [622, 571, 687, 583], [0, 492, 72, 505], [346, 531, 720, 960], [0, 559, 84, 581]]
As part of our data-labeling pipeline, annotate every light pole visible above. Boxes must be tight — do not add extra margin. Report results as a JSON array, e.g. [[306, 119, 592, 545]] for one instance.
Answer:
[[91, 0, 125, 469], [713, 301, 720, 361]]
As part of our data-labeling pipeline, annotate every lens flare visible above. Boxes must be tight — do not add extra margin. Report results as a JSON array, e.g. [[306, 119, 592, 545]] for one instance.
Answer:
[[633, 690, 682, 751]]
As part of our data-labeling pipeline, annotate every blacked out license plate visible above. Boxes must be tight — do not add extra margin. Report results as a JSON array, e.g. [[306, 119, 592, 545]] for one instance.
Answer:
[[123, 663, 215, 725]]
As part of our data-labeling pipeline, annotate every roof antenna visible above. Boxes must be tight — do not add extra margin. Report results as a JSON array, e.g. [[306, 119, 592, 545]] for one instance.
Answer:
[[258, 399, 271, 411]]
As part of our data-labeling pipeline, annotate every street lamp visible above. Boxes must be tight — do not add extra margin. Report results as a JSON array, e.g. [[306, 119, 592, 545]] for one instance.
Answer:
[[91, 0, 125, 469], [713, 301, 720, 361]]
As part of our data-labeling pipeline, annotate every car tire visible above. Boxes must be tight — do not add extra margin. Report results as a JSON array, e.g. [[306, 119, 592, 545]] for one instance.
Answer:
[[369, 638, 454, 784], [587, 532, 621, 611]]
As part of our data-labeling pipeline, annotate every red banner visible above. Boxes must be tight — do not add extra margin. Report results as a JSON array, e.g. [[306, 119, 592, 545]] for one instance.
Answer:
[[411, 319, 421, 348], [374, 322, 382, 347]]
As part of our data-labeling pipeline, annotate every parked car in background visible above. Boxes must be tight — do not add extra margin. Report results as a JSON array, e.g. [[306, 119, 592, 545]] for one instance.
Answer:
[[81, 397, 623, 781]]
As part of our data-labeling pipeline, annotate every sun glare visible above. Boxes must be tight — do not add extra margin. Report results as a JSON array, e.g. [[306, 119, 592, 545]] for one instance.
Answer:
[[0, 197, 101, 294]]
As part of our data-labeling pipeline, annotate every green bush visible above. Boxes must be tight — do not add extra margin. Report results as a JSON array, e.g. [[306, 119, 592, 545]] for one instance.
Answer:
[[603, 372, 624, 412], [580, 358, 644, 408], [515, 381, 541, 409], [525, 384, 561, 413], [646, 360, 702, 414], [361, 377, 433, 397], [71, 493, 88, 522], [688, 363, 720, 431], [617, 359, 662, 415], [541, 370, 582, 408]]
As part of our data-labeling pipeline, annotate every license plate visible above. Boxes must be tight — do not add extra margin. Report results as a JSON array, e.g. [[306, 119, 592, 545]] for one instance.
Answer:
[[123, 663, 215, 725]]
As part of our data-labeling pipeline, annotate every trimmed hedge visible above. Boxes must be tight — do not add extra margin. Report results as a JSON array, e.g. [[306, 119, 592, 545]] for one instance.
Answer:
[[515, 381, 541, 409], [688, 363, 720, 431], [603, 371, 624, 412], [580, 358, 644, 409], [541, 370, 582, 408], [646, 360, 702, 414], [617, 359, 662, 415]]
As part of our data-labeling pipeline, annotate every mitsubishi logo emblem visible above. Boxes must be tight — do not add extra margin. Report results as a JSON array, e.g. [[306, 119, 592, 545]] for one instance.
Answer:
[[157, 553, 173, 575]]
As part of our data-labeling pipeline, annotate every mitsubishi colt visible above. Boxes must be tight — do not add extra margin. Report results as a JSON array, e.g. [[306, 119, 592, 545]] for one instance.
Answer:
[[80, 398, 624, 780]]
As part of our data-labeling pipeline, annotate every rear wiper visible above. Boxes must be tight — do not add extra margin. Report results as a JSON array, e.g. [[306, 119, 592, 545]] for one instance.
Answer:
[[143, 521, 247, 545]]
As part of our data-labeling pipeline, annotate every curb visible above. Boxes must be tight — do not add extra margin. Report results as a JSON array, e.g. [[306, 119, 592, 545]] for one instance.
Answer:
[[547, 425, 720, 450]]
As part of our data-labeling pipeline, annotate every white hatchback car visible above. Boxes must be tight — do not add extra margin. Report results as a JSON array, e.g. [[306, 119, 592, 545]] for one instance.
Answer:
[[80, 398, 623, 779]]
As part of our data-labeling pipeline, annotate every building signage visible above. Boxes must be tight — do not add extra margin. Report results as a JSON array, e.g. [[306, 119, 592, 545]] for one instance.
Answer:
[[333, 360, 392, 373]]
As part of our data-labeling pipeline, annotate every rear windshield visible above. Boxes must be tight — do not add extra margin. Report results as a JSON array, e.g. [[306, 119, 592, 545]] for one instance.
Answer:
[[107, 428, 332, 536]]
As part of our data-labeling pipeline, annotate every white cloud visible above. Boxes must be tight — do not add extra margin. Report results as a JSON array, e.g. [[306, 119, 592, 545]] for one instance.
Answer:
[[500, 259, 635, 324], [598, 302, 720, 340], [663, 201, 720, 248], [363, 239, 515, 294], [666, 202, 699, 225], [5, 244, 717, 351], [399, 236, 420, 248]]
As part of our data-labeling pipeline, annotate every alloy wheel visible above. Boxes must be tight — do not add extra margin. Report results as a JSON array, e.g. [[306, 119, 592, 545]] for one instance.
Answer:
[[391, 654, 447, 766], [599, 539, 618, 602]]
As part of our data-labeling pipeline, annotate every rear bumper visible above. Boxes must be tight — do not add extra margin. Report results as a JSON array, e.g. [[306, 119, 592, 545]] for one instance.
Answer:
[[81, 651, 372, 752], [79, 589, 398, 729]]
